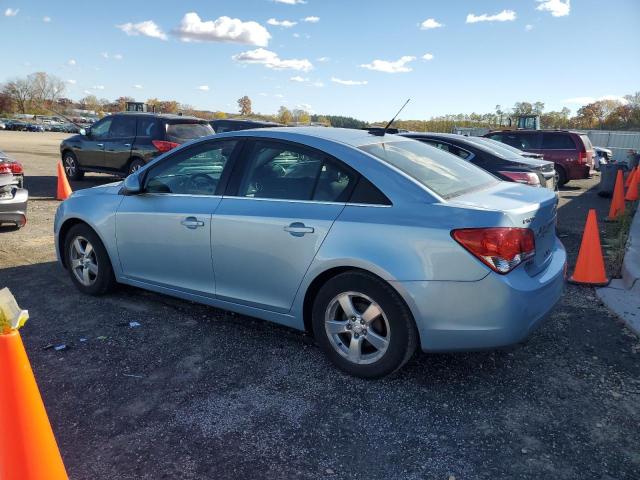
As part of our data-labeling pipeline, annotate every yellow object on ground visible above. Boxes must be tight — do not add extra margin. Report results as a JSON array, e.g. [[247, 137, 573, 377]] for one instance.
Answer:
[[0, 287, 29, 333]]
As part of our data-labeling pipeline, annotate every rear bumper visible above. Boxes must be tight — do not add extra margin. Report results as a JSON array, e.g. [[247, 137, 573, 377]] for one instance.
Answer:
[[568, 164, 590, 180], [393, 238, 566, 352], [0, 188, 28, 226]]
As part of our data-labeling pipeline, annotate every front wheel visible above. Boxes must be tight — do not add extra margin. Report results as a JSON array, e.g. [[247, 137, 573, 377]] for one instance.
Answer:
[[64, 224, 116, 295], [63, 152, 84, 180], [312, 271, 418, 379]]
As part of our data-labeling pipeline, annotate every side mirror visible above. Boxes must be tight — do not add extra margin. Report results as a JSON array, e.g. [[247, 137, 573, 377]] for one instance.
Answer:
[[80, 128, 87, 136], [122, 173, 143, 195]]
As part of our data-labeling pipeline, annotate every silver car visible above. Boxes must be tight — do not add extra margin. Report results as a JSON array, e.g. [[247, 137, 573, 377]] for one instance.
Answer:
[[54, 128, 566, 378], [0, 174, 28, 228]]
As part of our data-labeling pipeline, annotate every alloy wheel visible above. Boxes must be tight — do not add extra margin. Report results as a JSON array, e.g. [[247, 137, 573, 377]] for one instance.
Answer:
[[64, 156, 76, 177], [69, 236, 99, 286], [324, 291, 390, 365]]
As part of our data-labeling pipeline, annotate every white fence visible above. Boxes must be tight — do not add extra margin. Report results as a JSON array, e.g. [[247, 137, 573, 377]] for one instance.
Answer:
[[583, 130, 640, 163]]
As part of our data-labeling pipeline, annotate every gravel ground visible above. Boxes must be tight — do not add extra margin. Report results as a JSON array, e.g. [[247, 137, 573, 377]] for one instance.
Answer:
[[1, 131, 639, 480]]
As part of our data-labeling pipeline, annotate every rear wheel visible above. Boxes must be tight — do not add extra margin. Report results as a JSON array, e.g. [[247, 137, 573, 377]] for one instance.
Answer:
[[312, 271, 418, 379], [64, 224, 116, 295], [63, 152, 84, 180], [128, 158, 145, 176], [555, 165, 568, 187]]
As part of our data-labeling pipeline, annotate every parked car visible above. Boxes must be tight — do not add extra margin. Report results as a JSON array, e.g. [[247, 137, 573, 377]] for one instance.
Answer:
[[26, 123, 45, 132], [472, 136, 545, 160], [6, 121, 28, 131], [211, 119, 283, 133], [0, 174, 28, 228], [0, 152, 24, 188], [59, 112, 214, 179], [400, 132, 556, 190], [593, 146, 613, 171], [484, 130, 594, 186], [55, 128, 565, 378], [0, 121, 6, 130]]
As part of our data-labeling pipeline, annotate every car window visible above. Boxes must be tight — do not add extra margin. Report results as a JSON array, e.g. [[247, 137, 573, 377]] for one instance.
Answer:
[[237, 141, 354, 202], [136, 117, 158, 138], [541, 133, 576, 149], [109, 116, 137, 138], [166, 122, 214, 143], [145, 140, 237, 196], [421, 140, 473, 160], [90, 118, 112, 140], [360, 140, 497, 199], [579, 135, 593, 150]]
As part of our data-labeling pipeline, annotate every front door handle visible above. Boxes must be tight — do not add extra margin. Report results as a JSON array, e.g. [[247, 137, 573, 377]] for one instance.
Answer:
[[181, 216, 205, 229], [284, 222, 314, 237]]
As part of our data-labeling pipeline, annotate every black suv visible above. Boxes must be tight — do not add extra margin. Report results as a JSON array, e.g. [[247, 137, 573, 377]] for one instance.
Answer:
[[60, 113, 214, 179], [210, 118, 282, 134]]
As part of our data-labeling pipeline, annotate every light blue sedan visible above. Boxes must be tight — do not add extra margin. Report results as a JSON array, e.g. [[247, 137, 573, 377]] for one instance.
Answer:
[[54, 128, 566, 378]]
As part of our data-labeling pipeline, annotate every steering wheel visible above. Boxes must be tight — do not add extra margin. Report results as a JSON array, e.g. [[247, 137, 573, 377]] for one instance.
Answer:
[[187, 173, 217, 193]]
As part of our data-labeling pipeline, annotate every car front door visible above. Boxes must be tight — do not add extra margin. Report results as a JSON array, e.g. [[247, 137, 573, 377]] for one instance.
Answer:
[[115, 139, 240, 296], [104, 115, 136, 172], [79, 117, 112, 168], [212, 139, 356, 313]]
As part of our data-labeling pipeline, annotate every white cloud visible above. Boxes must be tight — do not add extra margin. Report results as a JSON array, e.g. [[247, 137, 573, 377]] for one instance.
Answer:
[[174, 13, 271, 46], [92, 85, 105, 90], [290, 76, 308, 82], [133, 84, 143, 89], [267, 18, 297, 28], [420, 18, 443, 30], [274, 93, 285, 98], [83, 90, 92, 95], [466, 10, 517, 23], [274, 0, 306, 4], [66, 79, 77, 85], [233, 48, 313, 72], [563, 95, 629, 105], [113, 53, 123, 60], [536, 0, 570, 17], [331, 77, 368, 86], [259, 92, 268, 96], [67, 59, 77, 66], [525, 24, 534, 31], [311, 81, 324, 88], [422, 53, 434, 61], [317, 56, 330, 62], [43, 16, 51, 23], [117, 20, 168, 40], [4, 8, 19, 17], [197, 85, 210, 91], [296, 103, 313, 112], [360, 56, 416, 73], [101, 52, 109, 59], [303, 16, 320, 23], [292, 33, 300, 38]]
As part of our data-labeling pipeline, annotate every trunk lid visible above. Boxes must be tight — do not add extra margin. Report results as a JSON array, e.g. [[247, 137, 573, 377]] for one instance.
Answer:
[[448, 182, 558, 276]]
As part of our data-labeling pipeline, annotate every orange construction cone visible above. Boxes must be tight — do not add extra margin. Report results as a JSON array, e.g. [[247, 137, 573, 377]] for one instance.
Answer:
[[607, 170, 626, 220], [0, 330, 68, 480], [625, 168, 639, 201], [568, 209, 609, 286], [624, 167, 636, 188], [56, 161, 72, 201]]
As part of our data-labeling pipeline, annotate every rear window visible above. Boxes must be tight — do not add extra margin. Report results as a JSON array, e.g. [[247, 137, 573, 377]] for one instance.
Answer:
[[166, 122, 214, 143], [360, 140, 497, 199], [541, 133, 576, 149], [579, 135, 593, 150]]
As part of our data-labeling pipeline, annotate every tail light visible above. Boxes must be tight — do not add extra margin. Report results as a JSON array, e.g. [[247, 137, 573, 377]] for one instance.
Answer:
[[499, 171, 541, 187], [578, 151, 588, 165], [152, 140, 180, 153], [0, 161, 23, 175], [452, 227, 536, 274]]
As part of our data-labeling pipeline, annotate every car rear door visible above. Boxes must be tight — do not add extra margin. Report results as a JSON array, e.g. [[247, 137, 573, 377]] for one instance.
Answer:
[[104, 115, 136, 172], [116, 139, 240, 296], [211, 139, 356, 313]]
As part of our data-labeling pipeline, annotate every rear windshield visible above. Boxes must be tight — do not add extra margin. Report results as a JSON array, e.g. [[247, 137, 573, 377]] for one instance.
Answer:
[[580, 135, 593, 150], [360, 140, 497, 199], [166, 122, 214, 143]]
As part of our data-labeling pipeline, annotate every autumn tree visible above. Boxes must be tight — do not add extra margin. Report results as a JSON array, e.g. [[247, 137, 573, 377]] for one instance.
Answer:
[[213, 111, 227, 119], [80, 95, 101, 113], [277, 106, 292, 124], [2, 77, 34, 113], [237, 96, 252, 116]]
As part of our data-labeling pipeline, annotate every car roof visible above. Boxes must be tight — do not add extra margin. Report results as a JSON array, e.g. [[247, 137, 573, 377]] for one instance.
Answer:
[[114, 112, 205, 121], [217, 126, 408, 148], [487, 129, 583, 134], [213, 118, 283, 126]]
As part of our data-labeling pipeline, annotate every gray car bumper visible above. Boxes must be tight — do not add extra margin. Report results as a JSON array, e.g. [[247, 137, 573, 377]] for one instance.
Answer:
[[394, 238, 567, 352], [0, 188, 28, 227]]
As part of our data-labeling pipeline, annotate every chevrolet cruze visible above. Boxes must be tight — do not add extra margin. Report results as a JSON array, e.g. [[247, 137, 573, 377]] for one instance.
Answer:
[[54, 128, 566, 378]]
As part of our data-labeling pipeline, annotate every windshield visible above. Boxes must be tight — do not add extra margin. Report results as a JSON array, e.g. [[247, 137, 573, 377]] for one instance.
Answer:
[[360, 140, 497, 199], [461, 136, 524, 161], [166, 122, 214, 143]]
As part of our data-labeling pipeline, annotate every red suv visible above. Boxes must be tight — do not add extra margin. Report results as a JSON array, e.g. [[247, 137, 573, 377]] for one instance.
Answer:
[[484, 130, 594, 186]]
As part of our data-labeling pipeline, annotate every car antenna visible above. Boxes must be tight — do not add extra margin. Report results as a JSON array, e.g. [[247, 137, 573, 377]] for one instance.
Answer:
[[44, 106, 85, 130], [377, 98, 410, 136]]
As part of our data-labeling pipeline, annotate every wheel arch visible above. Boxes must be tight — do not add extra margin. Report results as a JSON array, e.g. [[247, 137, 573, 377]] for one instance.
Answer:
[[58, 218, 113, 270]]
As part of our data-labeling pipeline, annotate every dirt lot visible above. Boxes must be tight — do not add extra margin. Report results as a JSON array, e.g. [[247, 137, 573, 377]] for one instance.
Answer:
[[1, 131, 639, 480]]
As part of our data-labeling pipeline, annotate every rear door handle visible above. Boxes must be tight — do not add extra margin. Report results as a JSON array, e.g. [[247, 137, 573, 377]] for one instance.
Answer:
[[181, 216, 205, 229], [284, 222, 314, 237]]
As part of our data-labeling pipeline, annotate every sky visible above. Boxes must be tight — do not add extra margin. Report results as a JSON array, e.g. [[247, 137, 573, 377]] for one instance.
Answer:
[[1, 0, 639, 121]]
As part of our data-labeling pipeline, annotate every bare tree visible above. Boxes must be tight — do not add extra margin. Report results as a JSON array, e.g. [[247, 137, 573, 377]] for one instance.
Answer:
[[2, 77, 33, 114], [29, 72, 65, 109]]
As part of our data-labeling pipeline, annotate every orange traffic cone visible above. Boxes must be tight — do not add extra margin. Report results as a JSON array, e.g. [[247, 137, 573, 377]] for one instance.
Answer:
[[625, 168, 639, 201], [56, 161, 72, 201], [568, 209, 609, 286], [624, 167, 636, 188], [0, 330, 68, 479], [607, 170, 626, 220]]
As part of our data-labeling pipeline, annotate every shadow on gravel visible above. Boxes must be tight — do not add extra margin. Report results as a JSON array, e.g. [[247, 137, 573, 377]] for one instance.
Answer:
[[23, 175, 120, 198]]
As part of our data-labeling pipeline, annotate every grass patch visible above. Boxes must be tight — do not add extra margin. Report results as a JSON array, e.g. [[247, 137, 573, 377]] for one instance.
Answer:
[[603, 204, 636, 277]]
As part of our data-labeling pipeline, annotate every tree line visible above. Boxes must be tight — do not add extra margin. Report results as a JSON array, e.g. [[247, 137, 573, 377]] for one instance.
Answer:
[[1, 72, 638, 132]]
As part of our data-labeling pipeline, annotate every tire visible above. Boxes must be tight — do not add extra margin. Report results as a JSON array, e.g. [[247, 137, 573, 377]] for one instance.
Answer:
[[555, 165, 568, 187], [63, 151, 84, 180], [312, 271, 418, 379], [64, 223, 116, 295], [127, 158, 145, 176]]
